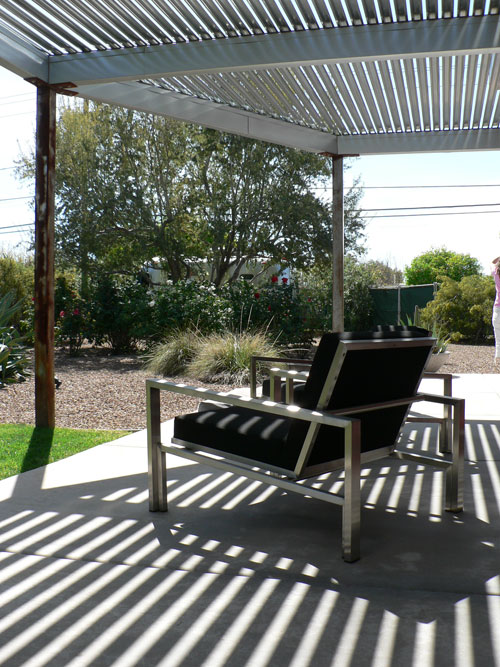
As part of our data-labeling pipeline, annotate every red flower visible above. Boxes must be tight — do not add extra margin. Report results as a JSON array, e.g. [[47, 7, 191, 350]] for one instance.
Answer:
[[282, 277, 288, 284], [73, 308, 80, 315], [271, 275, 278, 283], [254, 292, 260, 299], [59, 310, 65, 318], [307, 297, 312, 302], [268, 305, 272, 311]]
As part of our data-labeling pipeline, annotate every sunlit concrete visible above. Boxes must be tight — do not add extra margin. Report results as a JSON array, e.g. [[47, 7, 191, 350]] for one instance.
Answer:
[[0, 373, 499, 666]]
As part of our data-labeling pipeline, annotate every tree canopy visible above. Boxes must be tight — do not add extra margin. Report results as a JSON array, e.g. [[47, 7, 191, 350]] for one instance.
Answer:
[[17, 102, 366, 285], [404, 248, 482, 285]]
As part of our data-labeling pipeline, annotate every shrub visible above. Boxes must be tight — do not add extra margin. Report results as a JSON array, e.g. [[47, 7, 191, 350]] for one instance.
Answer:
[[0, 252, 34, 336], [0, 292, 30, 388], [143, 329, 201, 376], [295, 258, 375, 333], [87, 273, 153, 353], [186, 330, 281, 385], [152, 280, 231, 338], [54, 274, 87, 355], [419, 275, 495, 343], [405, 248, 482, 285]]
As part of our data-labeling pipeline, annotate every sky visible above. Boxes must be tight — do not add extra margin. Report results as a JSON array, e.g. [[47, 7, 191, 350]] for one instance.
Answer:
[[1, 64, 499, 275]]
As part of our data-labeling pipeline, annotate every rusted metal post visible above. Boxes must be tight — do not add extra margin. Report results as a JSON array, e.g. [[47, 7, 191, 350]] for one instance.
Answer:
[[34, 85, 56, 428], [332, 156, 344, 332]]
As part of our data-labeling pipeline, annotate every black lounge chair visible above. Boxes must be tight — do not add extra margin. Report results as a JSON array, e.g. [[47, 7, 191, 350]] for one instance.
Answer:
[[147, 331, 464, 562]]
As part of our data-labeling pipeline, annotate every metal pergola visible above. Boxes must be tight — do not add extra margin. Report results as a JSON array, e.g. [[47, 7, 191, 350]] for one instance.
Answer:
[[0, 1, 499, 426]]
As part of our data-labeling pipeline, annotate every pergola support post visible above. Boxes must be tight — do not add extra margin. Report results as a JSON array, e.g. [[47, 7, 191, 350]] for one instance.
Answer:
[[332, 156, 344, 332], [34, 84, 56, 428]]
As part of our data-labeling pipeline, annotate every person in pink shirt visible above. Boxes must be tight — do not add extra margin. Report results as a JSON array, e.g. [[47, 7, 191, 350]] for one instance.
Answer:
[[491, 256, 500, 365]]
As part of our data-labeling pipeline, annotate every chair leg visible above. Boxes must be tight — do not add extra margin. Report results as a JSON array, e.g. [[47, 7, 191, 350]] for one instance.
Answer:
[[445, 398, 465, 512], [147, 384, 167, 512], [342, 420, 361, 562]]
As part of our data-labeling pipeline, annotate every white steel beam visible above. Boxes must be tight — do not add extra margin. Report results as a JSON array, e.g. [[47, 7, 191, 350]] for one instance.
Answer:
[[75, 81, 340, 154], [0, 22, 48, 81], [76, 81, 500, 154], [337, 129, 500, 154], [49, 16, 500, 86]]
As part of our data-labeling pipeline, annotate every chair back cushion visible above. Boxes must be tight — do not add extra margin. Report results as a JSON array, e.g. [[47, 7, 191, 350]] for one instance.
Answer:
[[286, 329, 432, 469]]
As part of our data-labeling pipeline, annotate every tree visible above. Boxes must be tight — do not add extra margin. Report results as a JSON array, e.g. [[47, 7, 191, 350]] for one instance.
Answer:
[[193, 130, 365, 285], [365, 260, 403, 286], [17, 103, 366, 286], [420, 275, 495, 343], [404, 248, 482, 285]]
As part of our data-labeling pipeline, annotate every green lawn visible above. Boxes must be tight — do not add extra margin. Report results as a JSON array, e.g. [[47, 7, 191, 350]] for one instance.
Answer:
[[0, 424, 131, 480]]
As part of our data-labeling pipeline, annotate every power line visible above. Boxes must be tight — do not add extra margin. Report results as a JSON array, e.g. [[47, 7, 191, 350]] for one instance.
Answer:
[[349, 184, 500, 190], [0, 223, 33, 231], [0, 196, 32, 202], [0, 111, 34, 120], [362, 202, 500, 212], [312, 184, 500, 190], [360, 209, 500, 219]]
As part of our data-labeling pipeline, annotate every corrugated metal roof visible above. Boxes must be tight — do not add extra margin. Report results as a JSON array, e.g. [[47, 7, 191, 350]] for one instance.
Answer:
[[0, 1, 499, 153]]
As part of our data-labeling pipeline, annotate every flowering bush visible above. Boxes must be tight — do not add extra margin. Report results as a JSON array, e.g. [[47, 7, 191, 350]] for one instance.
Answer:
[[54, 275, 87, 355], [87, 273, 153, 353]]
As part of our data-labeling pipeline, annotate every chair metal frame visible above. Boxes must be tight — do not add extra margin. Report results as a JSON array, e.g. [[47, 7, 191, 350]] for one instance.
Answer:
[[147, 338, 465, 562]]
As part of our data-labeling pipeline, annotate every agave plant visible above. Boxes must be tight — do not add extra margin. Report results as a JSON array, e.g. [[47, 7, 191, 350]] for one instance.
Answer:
[[0, 291, 30, 388]]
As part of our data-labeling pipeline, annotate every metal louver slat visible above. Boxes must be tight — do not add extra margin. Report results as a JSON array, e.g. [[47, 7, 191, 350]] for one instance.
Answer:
[[326, 64, 366, 133], [400, 59, 421, 131], [117, 0, 173, 43], [371, 61, 400, 131], [258, 70, 306, 123], [279, 67, 325, 128], [0, 10, 62, 55], [484, 55, 500, 127], [415, 58, 431, 130], [240, 70, 286, 116], [390, 60, 413, 131], [220, 72, 260, 110], [0, 3, 72, 54], [452, 55, 464, 129], [441, 56, 453, 130], [462, 54, 479, 129], [294, 66, 337, 130], [14, 0, 89, 51], [324, 0, 351, 26], [304, 66, 345, 133], [81, 0, 149, 46], [49, 0, 124, 49], [315, 65, 359, 133], [335, 63, 378, 132], [473, 54, 493, 128], [428, 57, 440, 131], [353, 61, 388, 132], [394, 0, 408, 22]]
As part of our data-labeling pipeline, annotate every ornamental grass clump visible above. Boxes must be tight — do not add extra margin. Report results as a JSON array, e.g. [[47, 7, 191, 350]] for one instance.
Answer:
[[186, 331, 281, 385], [143, 329, 201, 376]]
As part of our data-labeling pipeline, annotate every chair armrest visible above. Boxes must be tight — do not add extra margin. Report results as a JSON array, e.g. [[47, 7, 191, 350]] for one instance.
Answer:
[[146, 378, 352, 429], [249, 355, 313, 398]]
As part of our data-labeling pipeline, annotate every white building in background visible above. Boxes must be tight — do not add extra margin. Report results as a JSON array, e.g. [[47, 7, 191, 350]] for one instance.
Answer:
[[144, 257, 291, 287]]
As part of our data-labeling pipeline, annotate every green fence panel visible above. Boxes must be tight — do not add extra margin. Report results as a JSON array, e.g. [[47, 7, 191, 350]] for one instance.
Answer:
[[370, 284, 436, 326]]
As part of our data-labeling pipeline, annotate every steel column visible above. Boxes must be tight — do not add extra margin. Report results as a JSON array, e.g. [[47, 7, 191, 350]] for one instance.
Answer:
[[34, 84, 56, 428], [332, 156, 344, 332]]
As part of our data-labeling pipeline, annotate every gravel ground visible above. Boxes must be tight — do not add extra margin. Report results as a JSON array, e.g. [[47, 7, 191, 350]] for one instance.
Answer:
[[0, 348, 235, 431], [0, 343, 496, 431]]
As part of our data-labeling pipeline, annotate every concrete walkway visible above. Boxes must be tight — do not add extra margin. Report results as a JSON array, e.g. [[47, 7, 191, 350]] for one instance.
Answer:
[[0, 374, 499, 666]]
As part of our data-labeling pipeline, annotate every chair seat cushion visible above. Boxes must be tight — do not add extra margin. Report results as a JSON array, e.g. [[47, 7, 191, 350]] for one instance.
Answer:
[[174, 406, 299, 471]]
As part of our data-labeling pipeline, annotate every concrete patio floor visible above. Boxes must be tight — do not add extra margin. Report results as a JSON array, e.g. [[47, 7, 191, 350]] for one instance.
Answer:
[[0, 374, 499, 666]]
